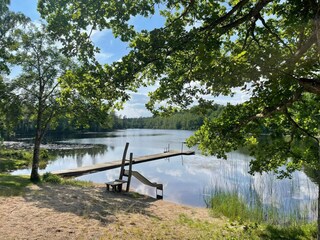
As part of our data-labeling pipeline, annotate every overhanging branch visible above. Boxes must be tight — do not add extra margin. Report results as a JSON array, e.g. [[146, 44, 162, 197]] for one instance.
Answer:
[[285, 107, 319, 145], [298, 78, 320, 94]]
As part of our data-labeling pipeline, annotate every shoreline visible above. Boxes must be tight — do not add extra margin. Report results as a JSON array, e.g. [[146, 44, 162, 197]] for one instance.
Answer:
[[2, 141, 104, 150]]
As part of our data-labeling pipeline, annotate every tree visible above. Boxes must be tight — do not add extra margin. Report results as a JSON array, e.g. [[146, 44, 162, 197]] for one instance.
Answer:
[[11, 25, 72, 181], [12, 24, 123, 181], [38, 0, 320, 236]]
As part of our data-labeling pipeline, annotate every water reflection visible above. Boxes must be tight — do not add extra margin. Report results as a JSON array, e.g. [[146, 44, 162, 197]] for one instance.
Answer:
[[12, 129, 318, 222], [53, 146, 108, 167]]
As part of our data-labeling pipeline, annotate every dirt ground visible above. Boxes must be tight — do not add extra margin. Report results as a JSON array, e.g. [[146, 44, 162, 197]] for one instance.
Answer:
[[0, 184, 224, 240]]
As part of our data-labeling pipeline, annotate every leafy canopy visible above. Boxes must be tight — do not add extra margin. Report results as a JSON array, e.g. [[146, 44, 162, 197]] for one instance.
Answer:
[[38, 0, 320, 177], [0, 0, 29, 135], [0, 0, 28, 74]]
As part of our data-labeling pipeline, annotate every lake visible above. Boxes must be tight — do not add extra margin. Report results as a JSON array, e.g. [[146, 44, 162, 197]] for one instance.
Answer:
[[13, 129, 318, 222]]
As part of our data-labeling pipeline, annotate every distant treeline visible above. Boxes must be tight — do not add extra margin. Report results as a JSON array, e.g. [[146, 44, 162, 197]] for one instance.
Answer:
[[118, 104, 224, 130], [10, 104, 224, 137], [12, 113, 120, 136]]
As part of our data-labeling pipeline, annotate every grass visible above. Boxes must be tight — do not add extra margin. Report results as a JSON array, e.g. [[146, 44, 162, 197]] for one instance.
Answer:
[[260, 223, 317, 240], [0, 172, 93, 197], [0, 150, 317, 240], [207, 191, 317, 239], [177, 213, 220, 239], [209, 191, 263, 223], [178, 213, 317, 240], [178, 214, 262, 240], [0, 174, 32, 196]]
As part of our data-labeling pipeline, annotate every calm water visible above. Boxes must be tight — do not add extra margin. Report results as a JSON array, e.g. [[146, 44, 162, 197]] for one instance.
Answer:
[[13, 129, 318, 222]]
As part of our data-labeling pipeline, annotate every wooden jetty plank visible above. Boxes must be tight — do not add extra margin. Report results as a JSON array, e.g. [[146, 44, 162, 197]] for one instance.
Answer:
[[52, 150, 195, 178]]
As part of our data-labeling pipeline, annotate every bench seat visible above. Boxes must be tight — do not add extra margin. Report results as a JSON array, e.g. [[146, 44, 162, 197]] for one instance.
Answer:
[[105, 179, 127, 192]]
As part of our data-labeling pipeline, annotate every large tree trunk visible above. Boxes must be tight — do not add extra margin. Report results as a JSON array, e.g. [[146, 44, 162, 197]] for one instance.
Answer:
[[30, 129, 41, 182]]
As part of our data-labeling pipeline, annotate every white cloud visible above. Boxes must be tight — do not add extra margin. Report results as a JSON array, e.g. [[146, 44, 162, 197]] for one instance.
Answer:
[[95, 52, 114, 64], [116, 87, 157, 117], [117, 84, 253, 118], [89, 28, 112, 43], [117, 105, 152, 118]]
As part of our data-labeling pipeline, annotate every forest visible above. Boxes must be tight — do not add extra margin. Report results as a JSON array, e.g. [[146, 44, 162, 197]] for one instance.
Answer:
[[2, 104, 224, 137], [120, 105, 224, 130]]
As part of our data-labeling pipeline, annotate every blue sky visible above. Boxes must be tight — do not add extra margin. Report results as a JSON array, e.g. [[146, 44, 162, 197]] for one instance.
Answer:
[[9, 1, 248, 118]]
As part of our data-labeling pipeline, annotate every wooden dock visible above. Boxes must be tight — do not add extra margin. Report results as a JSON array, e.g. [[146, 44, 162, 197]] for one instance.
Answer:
[[52, 150, 195, 178]]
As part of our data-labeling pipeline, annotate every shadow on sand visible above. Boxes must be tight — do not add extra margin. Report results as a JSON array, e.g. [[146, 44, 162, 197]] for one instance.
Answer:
[[23, 183, 159, 225]]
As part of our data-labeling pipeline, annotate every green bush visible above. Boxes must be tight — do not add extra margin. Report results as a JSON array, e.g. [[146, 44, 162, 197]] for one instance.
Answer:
[[42, 172, 63, 184], [42, 172, 93, 187], [40, 149, 49, 159]]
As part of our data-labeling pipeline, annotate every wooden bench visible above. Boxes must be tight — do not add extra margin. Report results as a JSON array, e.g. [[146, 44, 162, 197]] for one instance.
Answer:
[[105, 179, 127, 192]]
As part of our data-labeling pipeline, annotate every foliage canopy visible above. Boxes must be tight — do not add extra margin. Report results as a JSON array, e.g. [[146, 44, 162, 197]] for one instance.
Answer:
[[0, 0, 28, 135], [38, 0, 320, 178], [10, 22, 127, 181]]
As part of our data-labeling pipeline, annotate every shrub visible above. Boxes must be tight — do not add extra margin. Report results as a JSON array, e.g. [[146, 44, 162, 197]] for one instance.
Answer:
[[42, 172, 63, 184]]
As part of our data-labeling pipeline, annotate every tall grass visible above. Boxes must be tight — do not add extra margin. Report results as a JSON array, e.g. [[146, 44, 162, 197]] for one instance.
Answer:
[[206, 189, 317, 239], [207, 188, 316, 226], [208, 190, 264, 223]]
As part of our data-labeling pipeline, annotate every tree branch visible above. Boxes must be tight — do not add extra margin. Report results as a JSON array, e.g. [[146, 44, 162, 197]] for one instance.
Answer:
[[221, 0, 273, 32], [257, 14, 294, 54], [165, 0, 196, 29], [203, 0, 250, 30], [285, 107, 319, 145], [42, 81, 60, 105], [298, 77, 320, 94], [232, 89, 303, 133], [289, 31, 317, 65]]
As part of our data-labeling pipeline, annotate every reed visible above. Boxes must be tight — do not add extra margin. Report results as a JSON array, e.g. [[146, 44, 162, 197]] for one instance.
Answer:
[[206, 188, 314, 225], [208, 189, 264, 222]]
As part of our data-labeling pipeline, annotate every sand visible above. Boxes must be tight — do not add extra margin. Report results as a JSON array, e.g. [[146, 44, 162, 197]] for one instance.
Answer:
[[0, 184, 223, 239]]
